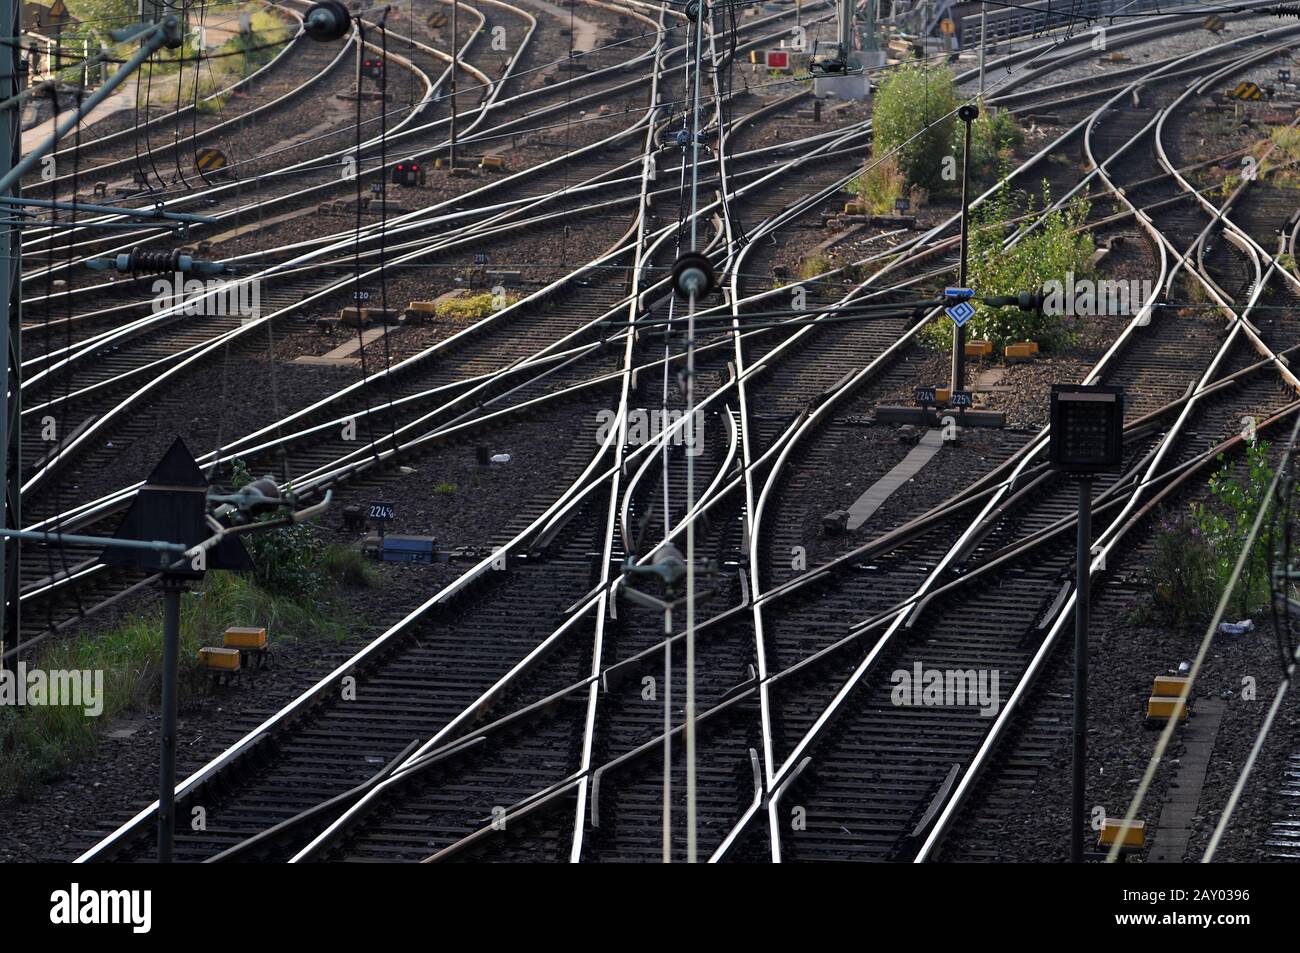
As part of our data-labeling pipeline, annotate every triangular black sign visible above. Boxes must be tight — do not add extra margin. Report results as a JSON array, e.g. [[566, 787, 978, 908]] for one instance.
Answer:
[[101, 437, 254, 576]]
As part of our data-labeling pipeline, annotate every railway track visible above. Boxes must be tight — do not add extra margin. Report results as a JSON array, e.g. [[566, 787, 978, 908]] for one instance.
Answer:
[[10, 1, 857, 631], [0, 0, 1290, 865]]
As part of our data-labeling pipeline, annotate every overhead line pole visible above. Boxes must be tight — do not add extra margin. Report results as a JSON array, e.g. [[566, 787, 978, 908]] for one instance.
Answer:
[[0, 12, 179, 661], [685, 0, 707, 866], [951, 104, 977, 396], [0, 0, 20, 665], [450, 0, 458, 169], [979, 2, 987, 96]]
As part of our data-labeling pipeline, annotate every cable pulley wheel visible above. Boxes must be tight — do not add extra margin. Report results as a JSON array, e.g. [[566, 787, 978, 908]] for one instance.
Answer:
[[671, 251, 716, 300], [304, 0, 352, 41]]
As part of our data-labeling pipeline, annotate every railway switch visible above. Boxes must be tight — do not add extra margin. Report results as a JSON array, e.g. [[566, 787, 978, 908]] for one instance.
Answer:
[[619, 544, 725, 620]]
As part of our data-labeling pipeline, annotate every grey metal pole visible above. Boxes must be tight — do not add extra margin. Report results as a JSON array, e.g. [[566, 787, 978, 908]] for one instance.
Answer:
[[449, 0, 458, 169], [685, 287, 697, 865], [952, 105, 977, 395], [685, 0, 706, 865], [688, 1, 703, 249], [838, 0, 853, 56], [0, 0, 21, 664], [157, 575, 184, 862], [662, 605, 672, 863], [978, 3, 987, 97], [1072, 477, 1092, 863]]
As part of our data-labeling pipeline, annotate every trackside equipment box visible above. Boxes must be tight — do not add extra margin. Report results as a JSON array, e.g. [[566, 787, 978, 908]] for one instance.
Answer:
[[381, 535, 437, 564], [199, 647, 241, 671], [224, 626, 267, 650]]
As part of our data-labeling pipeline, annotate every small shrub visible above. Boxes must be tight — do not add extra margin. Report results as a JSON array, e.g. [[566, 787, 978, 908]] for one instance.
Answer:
[[0, 567, 353, 800], [435, 291, 515, 322], [851, 154, 904, 215], [196, 92, 229, 115], [321, 545, 379, 587], [227, 459, 323, 600], [967, 106, 1023, 182], [1148, 514, 1219, 628], [870, 63, 958, 194], [1145, 442, 1279, 627], [921, 181, 1094, 351], [1191, 442, 1276, 619], [1262, 126, 1300, 187], [433, 481, 457, 495], [798, 253, 832, 281]]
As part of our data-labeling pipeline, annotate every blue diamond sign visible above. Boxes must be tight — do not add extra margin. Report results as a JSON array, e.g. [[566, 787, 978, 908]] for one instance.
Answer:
[[946, 300, 975, 327]]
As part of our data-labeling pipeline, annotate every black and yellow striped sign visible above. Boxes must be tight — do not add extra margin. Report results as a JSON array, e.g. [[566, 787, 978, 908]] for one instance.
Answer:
[[427, 11, 447, 28], [1230, 81, 1263, 101], [195, 147, 228, 173]]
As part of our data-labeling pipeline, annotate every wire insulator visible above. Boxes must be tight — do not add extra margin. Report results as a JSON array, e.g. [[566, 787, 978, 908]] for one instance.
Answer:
[[120, 247, 184, 276], [1271, 4, 1300, 16]]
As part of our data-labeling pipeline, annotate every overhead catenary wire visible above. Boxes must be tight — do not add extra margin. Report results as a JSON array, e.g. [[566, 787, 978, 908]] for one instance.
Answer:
[[81, 27, 1002, 203], [682, 0, 709, 867]]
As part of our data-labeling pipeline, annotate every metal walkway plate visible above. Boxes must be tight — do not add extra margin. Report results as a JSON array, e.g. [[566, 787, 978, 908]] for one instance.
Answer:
[[845, 429, 944, 532]]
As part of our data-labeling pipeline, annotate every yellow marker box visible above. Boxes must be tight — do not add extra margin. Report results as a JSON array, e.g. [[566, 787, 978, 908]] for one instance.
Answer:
[[199, 647, 241, 672], [1147, 696, 1188, 722], [1153, 675, 1190, 697], [1099, 819, 1146, 849], [223, 627, 267, 650]]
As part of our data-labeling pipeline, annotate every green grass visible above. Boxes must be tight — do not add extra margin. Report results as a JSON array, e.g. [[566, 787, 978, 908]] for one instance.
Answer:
[[435, 291, 517, 321], [62, 0, 136, 35], [849, 154, 907, 216], [135, 6, 295, 109], [321, 544, 380, 588], [921, 181, 1094, 352], [0, 536, 374, 802], [797, 253, 832, 282]]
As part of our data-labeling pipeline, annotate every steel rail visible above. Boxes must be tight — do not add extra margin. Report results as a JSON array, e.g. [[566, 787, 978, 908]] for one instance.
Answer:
[[22, 0, 318, 201], [911, 36, 1300, 860], [65, 5, 1284, 863], [714, 25, 1300, 859]]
